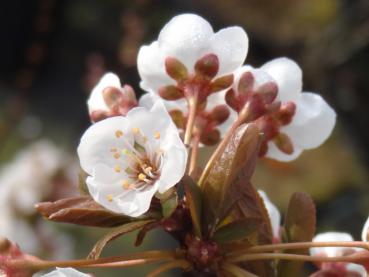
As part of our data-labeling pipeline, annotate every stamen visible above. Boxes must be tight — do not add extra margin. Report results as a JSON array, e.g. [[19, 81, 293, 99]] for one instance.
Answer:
[[132, 127, 140, 134], [122, 180, 130, 189], [154, 131, 161, 139], [110, 147, 117, 152], [113, 153, 120, 159], [115, 130, 123, 138], [106, 194, 113, 202], [138, 173, 146, 181], [114, 165, 121, 172]]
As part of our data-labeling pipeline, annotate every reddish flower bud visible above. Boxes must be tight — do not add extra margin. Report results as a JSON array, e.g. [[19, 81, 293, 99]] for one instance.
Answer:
[[210, 74, 234, 93], [274, 132, 294, 154], [209, 105, 230, 125], [159, 85, 184, 100], [165, 57, 188, 82], [195, 54, 219, 79]]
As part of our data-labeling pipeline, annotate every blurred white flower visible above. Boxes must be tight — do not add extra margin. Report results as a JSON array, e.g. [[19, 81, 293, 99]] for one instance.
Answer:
[[42, 267, 90, 277], [361, 215, 369, 242], [259, 57, 336, 161], [310, 232, 366, 276], [78, 101, 187, 217], [0, 140, 75, 255], [88, 73, 137, 122], [139, 91, 236, 145], [137, 13, 248, 94], [258, 190, 281, 241]]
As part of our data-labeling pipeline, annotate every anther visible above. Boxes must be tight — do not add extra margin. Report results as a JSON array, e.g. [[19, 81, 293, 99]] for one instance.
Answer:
[[115, 130, 123, 138], [114, 165, 121, 172], [138, 173, 146, 181], [122, 180, 130, 189], [154, 131, 161, 139], [132, 127, 140, 134], [113, 153, 121, 159], [106, 194, 113, 202]]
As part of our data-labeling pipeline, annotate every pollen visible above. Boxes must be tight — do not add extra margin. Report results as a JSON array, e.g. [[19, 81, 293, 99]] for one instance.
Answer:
[[154, 131, 161, 139], [138, 173, 146, 181], [122, 148, 130, 155], [115, 130, 123, 138], [114, 165, 121, 172], [106, 194, 114, 202], [110, 147, 117, 152], [113, 153, 121, 159], [122, 180, 130, 189], [132, 127, 140, 134]]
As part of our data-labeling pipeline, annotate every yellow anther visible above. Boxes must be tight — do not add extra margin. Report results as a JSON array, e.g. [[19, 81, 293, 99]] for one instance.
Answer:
[[122, 149, 130, 155], [113, 153, 121, 159], [122, 180, 130, 189], [114, 165, 121, 172], [106, 194, 113, 202], [132, 127, 140, 134], [110, 147, 117, 152], [138, 173, 146, 181], [115, 130, 123, 138], [154, 131, 161, 139]]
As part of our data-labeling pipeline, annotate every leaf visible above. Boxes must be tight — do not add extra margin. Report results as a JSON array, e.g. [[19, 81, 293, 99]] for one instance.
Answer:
[[278, 192, 316, 277], [182, 175, 202, 238], [88, 220, 155, 259], [161, 193, 178, 218], [200, 123, 261, 236], [35, 196, 136, 227], [213, 218, 260, 244]]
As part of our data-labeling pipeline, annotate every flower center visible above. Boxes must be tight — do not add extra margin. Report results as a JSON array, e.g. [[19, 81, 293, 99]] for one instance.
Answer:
[[106, 128, 163, 202]]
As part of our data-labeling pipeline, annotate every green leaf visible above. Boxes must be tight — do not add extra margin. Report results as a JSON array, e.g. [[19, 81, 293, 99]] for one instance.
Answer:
[[35, 196, 136, 227], [161, 192, 178, 218], [213, 219, 260, 244], [200, 123, 261, 236], [182, 175, 202, 238], [88, 220, 155, 259], [278, 192, 316, 277]]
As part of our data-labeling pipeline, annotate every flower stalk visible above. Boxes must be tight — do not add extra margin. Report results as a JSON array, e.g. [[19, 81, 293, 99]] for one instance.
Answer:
[[184, 95, 198, 146]]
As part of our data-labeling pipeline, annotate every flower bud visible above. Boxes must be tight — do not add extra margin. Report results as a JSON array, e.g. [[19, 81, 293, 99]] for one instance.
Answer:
[[165, 57, 188, 82], [195, 54, 219, 79]]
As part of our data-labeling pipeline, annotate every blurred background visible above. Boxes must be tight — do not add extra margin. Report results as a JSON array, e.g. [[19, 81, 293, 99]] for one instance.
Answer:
[[0, 0, 368, 276]]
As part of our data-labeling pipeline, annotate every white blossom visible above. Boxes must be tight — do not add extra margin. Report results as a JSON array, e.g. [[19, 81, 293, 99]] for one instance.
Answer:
[[258, 190, 281, 240], [41, 267, 90, 277], [137, 13, 248, 92], [361, 215, 369, 242], [77, 101, 187, 217], [260, 57, 336, 161], [139, 91, 237, 142], [88, 73, 122, 114]]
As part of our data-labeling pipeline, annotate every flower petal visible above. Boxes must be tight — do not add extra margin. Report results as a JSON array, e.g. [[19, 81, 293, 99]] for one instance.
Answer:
[[158, 144, 188, 193], [258, 190, 281, 239], [361, 215, 369, 242], [137, 42, 174, 92], [346, 263, 367, 276], [265, 141, 303, 162], [261, 57, 302, 102], [281, 92, 336, 149], [210, 26, 248, 77], [158, 14, 213, 70], [310, 232, 354, 257], [88, 73, 121, 113], [77, 116, 133, 175], [42, 267, 90, 277]]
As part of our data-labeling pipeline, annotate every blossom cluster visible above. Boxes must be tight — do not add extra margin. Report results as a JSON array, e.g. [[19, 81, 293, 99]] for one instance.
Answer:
[[82, 13, 335, 217], [5, 13, 363, 277]]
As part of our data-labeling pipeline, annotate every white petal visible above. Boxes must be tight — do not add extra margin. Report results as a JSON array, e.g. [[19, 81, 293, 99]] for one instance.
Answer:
[[77, 116, 133, 175], [258, 190, 281, 239], [361, 215, 369, 242], [310, 232, 354, 257], [282, 92, 336, 149], [346, 263, 367, 276], [261, 57, 302, 102], [137, 42, 174, 92], [265, 141, 303, 162], [42, 267, 90, 277], [139, 92, 187, 113], [210, 26, 248, 76], [87, 73, 121, 113], [158, 14, 213, 70], [158, 144, 188, 193]]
